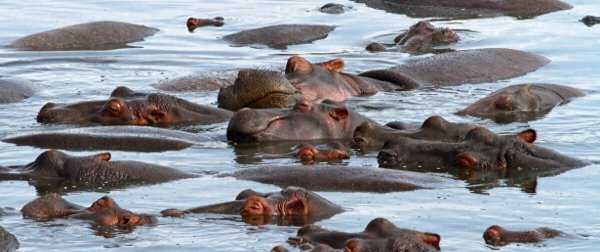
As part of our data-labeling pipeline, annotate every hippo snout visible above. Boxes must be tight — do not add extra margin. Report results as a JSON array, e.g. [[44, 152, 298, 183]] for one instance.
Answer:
[[377, 149, 398, 166]]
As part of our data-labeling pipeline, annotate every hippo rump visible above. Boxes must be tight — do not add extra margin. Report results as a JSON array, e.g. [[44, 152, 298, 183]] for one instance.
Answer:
[[3, 125, 217, 152], [226, 99, 377, 141], [0, 226, 19, 252], [0, 77, 36, 104], [21, 194, 156, 228], [286, 217, 440, 251], [161, 187, 343, 225], [456, 83, 585, 123], [223, 24, 335, 49], [8, 21, 159, 51], [483, 225, 564, 246], [366, 21, 459, 53], [351, 0, 572, 19], [0, 150, 197, 192], [36, 86, 232, 126], [220, 165, 455, 192]]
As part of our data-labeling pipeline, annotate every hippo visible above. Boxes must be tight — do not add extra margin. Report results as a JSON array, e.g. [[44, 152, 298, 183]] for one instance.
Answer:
[[366, 21, 459, 53], [378, 126, 589, 173], [161, 187, 343, 225], [483, 225, 564, 246], [187, 16, 224, 32], [21, 194, 156, 228], [3, 125, 216, 152], [0, 77, 36, 104], [153, 69, 239, 91], [287, 217, 440, 251], [294, 141, 351, 164], [351, 0, 572, 19], [222, 24, 335, 49], [581, 15, 600, 26], [8, 21, 159, 51], [220, 165, 454, 192], [0, 226, 19, 252], [36, 86, 232, 126], [0, 150, 197, 192], [319, 3, 349, 14], [226, 99, 377, 141]]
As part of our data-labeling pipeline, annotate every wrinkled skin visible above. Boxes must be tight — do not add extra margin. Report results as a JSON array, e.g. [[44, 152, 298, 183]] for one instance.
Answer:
[[217, 57, 400, 111], [161, 187, 343, 225], [581, 15, 600, 27], [0, 77, 36, 104], [21, 194, 156, 228], [360, 48, 550, 90], [353, 115, 479, 150], [9, 21, 159, 51], [221, 165, 454, 192], [457, 83, 585, 123], [319, 3, 348, 14], [3, 125, 215, 152], [36, 86, 232, 126], [222, 24, 335, 49], [294, 141, 351, 164], [0, 226, 19, 252], [0, 150, 197, 192], [367, 21, 458, 53], [187, 16, 224, 31], [351, 0, 572, 19], [288, 217, 440, 251], [378, 126, 589, 173], [483, 225, 563, 246], [153, 69, 239, 92], [227, 99, 377, 141]]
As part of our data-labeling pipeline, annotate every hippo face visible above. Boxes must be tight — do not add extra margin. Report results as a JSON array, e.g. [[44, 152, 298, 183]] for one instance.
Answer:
[[294, 141, 351, 164], [394, 21, 459, 52], [227, 99, 372, 141], [73, 196, 156, 227], [238, 187, 342, 217], [37, 86, 231, 126], [22, 150, 111, 179]]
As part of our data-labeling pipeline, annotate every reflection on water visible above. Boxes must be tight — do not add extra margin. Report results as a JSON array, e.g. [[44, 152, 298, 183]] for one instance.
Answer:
[[1, 0, 600, 251]]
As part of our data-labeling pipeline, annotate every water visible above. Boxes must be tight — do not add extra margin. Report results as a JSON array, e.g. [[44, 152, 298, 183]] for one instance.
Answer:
[[0, 0, 599, 251]]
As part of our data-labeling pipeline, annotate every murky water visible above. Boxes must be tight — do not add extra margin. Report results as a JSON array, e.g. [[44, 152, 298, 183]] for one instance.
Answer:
[[1, 0, 599, 251]]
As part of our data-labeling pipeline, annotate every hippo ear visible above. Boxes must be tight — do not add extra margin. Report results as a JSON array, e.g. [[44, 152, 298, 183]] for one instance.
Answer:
[[285, 56, 312, 73], [104, 98, 126, 115], [517, 129, 536, 143], [144, 110, 168, 125], [456, 152, 478, 168], [416, 232, 441, 250], [319, 58, 345, 73], [285, 199, 308, 215], [329, 107, 349, 121], [89, 196, 113, 211], [91, 152, 111, 162]]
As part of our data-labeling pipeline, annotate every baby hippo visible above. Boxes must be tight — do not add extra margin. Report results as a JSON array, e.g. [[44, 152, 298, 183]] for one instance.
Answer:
[[483, 225, 564, 246]]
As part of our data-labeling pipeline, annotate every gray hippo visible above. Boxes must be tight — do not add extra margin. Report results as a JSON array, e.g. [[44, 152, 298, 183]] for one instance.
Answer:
[[0, 77, 36, 104], [366, 21, 459, 53], [223, 24, 335, 49], [0, 226, 19, 252], [9, 21, 159, 51]]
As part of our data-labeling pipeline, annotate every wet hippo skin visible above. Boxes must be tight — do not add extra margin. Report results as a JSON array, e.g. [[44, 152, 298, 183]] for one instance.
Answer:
[[222, 24, 335, 49], [9, 21, 159, 51], [0, 226, 19, 252], [367, 20, 459, 53], [483, 225, 564, 246], [0, 77, 36, 104]]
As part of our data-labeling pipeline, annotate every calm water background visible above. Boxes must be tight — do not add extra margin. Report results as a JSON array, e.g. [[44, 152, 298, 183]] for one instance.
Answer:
[[1, 0, 599, 251]]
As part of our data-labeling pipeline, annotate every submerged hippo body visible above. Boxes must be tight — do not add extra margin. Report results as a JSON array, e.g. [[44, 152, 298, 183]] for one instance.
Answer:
[[161, 187, 343, 225], [153, 69, 239, 92], [9, 21, 159, 51], [2, 125, 217, 152], [227, 99, 377, 141], [288, 217, 440, 251], [222, 165, 453, 192], [21, 194, 156, 228], [457, 83, 585, 123], [0, 77, 36, 104], [352, 0, 572, 19], [223, 24, 335, 49], [0, 226, 19, 252], [36, 86, 232, 126], [483, 225, 564, 246], [1, 150, 197, 191], [367, 21, 459, 53]]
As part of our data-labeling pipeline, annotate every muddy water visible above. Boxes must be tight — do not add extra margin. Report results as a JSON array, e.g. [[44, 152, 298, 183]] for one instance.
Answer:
[[0, 0, 599, 251]]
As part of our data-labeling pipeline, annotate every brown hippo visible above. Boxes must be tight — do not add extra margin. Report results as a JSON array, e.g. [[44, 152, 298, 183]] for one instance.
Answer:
[[161, 187, 343, 225], [0, 150, 197, 192], [483, 225, 564, 246], [0, 226, 19, 252], [378, 126, 589, 173], [351, 0, 572, 19], [457, 84, 585, 123], [319, 3, 349, 14], [294, 141, 351, 164], [287, 217, 440, 251], [226, 99, 377, 141], [366, 21, 459, 53], [581, 15, 600, 26], [9, 21, 158, 51], [21, 194, 156, 228], [187, 16, 224, 31], [221, 165, 454, 192], [3, 125, 216, 152], [222, 24, 335, 49], [0, 77, 36, 104], [36, 86, 232, 126]]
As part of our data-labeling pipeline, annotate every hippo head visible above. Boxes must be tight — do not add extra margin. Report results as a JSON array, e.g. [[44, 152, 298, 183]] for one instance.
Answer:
[[294, 141, 350, 164], [74, 196, 156, 227], [394, 21, 436, 44], [238, 187, 342, 217], [344, 232, 441, 252], [431, 27, 459, 44], [23, 149, 111, 179], [227, 99, 372, 141], [20, 193, 82, 219]]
